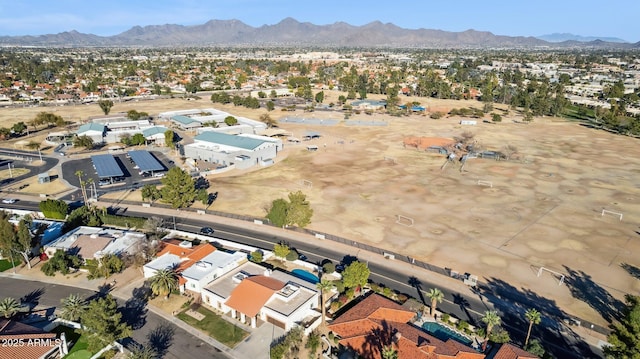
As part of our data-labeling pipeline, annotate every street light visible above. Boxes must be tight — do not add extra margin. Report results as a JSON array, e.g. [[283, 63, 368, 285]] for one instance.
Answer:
[[7, 162, 12, 178]]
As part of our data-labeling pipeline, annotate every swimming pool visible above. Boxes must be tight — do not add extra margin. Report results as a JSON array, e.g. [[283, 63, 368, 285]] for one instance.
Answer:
[[422, 321, 472, 345], [291, 269, 319, 284]]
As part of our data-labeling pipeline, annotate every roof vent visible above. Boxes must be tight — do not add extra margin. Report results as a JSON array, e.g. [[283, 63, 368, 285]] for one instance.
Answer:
[[179, 240, 193, 248]]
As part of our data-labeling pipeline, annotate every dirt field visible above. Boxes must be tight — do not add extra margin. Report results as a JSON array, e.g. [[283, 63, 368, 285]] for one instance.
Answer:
[[2, 93, 638, 325]]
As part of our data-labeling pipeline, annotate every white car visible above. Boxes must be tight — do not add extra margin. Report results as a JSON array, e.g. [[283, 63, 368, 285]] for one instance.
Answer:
[[2, 198, 17, 204]]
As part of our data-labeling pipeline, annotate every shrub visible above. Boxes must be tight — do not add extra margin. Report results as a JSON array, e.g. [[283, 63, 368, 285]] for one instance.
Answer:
[[430, 111, 444, 119], [346, 287, 356, 300], [369, 283, 381, 293], [456, 320, 469, 331], [322, 262, 335, 274], [330, 301, 341, 313], [382, 287, 393, 298], [333, 280, 344, 294], [441, 313, 450, 323], [285, 249, 299, 261], [396, 293, 408, 303], [250, 250, 263, 263]]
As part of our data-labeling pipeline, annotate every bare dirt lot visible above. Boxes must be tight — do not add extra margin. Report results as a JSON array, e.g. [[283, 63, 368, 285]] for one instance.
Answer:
[[2, 94, 638, 325]]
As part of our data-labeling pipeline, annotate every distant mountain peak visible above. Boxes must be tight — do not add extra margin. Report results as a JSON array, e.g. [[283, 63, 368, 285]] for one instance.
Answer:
[[0, 18, 632, 49], [537, 32, 627, 43]]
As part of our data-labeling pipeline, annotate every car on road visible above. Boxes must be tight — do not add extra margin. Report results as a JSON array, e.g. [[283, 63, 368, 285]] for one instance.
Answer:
[[200, 227, 214, 235], [2, 198, 17, 204], [298, 253, 308, 261]]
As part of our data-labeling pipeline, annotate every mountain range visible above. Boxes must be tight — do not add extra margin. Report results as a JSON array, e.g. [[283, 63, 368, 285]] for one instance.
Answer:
[[0, 18, 637, 49], [536, 33, 627, 43]]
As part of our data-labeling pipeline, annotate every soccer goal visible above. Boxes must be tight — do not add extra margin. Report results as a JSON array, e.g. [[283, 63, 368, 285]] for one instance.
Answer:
[[601, 209, 623, 221], [384, 156, 397, 165], [300, 179, 313, 188], [395, 215, 414, 227], [477, 180, 493, 188], [537, 266, 565, 286]]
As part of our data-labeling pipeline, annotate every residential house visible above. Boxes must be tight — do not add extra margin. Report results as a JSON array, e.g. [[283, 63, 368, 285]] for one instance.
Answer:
[[142, 239, 216, 281], [43, 226, 144, 262], [180, 249, 246, 295], [202, 261, 320, 329], [328, 293, 484, 359], [0, 319, 65, 359]]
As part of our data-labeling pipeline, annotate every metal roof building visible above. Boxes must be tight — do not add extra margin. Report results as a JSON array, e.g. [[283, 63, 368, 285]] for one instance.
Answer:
[[91, 154, 124, 178], [128, 150, 164, 172], [194, 131, 266, 150]]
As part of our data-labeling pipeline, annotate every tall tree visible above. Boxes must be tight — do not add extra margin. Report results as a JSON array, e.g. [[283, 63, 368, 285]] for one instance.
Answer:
[[605, 294, 640, 359], [259, 113, 277, 128], [267, 198, 289, 227], [60, 293, 88, 322], [15, 216, 34, 269], [426, 288, 444, 317], [316, 279, 335, 326], [482, 310, 501, 341], [98, 99, 114, 115], [273, 242, 290, 260], [286, 191, 313, 228], [141, 184, 161, 204], [341, 261, 370, 290], [164, 130, 175, 148], [80, 295, 132, 353], [149, 268, 179, 300], [160, 167, 197, 208], [524, 308, 541, 347], [0, 297, 21, 318]]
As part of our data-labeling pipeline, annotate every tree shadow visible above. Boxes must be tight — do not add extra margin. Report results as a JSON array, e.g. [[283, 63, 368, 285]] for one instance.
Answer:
[[20, 288, 45, 311], [408, 276, 426, 305], [452, 293, 474, 325], [479, 277, 599, 359], [146, 323, 175, 358], [120, 284, 151, 330], [620, 263, 640, 280], [361, 319, 394, 358], [562, 265, 624, 323], [86, 283, 113, 302]]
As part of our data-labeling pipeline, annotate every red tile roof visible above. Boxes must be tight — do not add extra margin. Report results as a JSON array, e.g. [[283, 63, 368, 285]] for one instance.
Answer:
[[328, 294, 483, 359], [0, 319, 60, 359], [225, 275, 285, 317], [487, 343, 538, 359], [156, 240, 216, 273]]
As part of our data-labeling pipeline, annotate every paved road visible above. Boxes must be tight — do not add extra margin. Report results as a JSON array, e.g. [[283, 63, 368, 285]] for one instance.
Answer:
[[0, 277, 231, 359]]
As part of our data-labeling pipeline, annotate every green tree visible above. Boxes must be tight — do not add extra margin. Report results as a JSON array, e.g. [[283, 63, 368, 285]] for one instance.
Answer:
[[141, 184, 161, 204], [15, 216, 34, 269], [80, 295, 132, 353], [605, 294, 640, 359], [305, 330, 321, 356], [88, 254, 124, 279], [249, 250, 263, 263], [0, 297, 21, 318], [11, 121, 27, 136], [525, 339, 546, 358], [266, 198, 288, 227], [164, 130, 175, 148], [491, 113, 502, 122], [127, 344, 157, 359], [482, 310, 501, 341], [98, 99, 114, 115], [315, 91, 325, 104], [160, 167, 197, 208], [41, 250, 82, 276], [224, 115, 238, 126], [316, 279, 335, 326], [60, 294, 88, 322], [73, 135, 95, 149], [286, 191, 313, 228], [266, 101, 275, 111], [149, 268, 179, 300], [131, 133, 146, 145], [427, 288, 444, 317], [273, 242, 290, 260], [341, 261, 370, 289], [524, 308, 541, 347]]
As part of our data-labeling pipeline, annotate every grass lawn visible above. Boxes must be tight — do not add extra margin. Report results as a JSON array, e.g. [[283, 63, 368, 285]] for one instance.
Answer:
[[52, 325, 92, 359], [0, 259, 16, 272], [177, 306, 248, 348]]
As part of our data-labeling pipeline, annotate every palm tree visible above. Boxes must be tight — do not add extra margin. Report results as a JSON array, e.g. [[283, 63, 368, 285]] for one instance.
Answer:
[[60, 294, 87, 322], [316, 279, 335, 326], [524, 308, 541, 347], [427, 288, 444, 317], [382, 345, 398, 359], [149, 268, 179, 300], [482, 310, 501, 340], [0, 297, 21, 318]]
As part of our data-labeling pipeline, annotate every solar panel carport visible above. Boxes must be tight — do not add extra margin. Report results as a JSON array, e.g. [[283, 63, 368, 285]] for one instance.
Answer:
[[91, 154, 124, 178], [128, 150, 164, 173]]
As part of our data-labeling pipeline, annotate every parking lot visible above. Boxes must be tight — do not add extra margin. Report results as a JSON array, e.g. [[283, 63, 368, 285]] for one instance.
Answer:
[[61, 150, 175, 193]]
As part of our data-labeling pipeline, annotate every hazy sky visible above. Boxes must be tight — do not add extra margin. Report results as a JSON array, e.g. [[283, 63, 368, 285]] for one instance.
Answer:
[[0, 0, 638, 42]]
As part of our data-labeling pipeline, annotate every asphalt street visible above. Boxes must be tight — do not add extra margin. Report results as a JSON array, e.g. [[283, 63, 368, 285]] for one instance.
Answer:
[[0, 277, 231, 359]]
